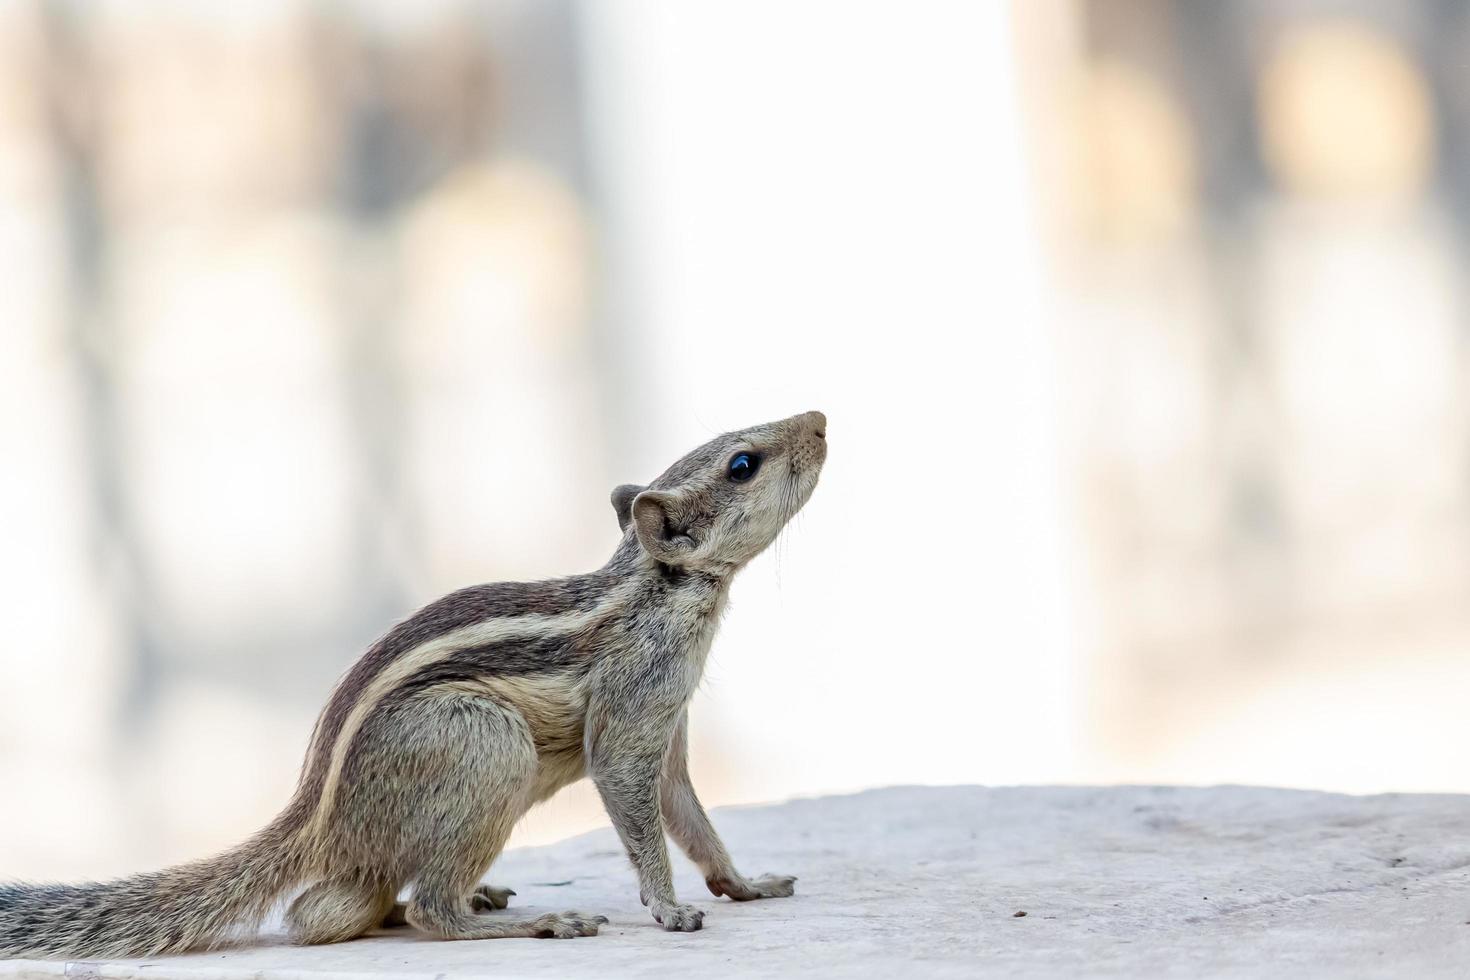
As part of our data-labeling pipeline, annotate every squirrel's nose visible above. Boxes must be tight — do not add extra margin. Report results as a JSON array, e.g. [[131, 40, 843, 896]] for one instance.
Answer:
[[801, 410, 827, 439]]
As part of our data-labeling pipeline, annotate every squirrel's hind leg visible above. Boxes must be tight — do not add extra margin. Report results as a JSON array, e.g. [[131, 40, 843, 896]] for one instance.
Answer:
[[286, 878, 396, 946], [355, 688, 605, 941]]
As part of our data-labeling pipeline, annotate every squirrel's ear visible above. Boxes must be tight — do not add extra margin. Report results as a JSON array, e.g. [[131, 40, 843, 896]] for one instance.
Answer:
[[610, 483, 645, 532], [631, 490, 695, 564]]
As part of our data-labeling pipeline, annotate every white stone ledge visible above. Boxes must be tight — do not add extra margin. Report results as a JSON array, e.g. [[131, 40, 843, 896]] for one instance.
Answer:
[[3, 786, 1469, 979]]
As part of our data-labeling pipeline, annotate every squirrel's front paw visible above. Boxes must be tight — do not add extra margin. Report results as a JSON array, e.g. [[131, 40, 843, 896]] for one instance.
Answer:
[[650, 901, 705, 932], [706, 872, 797, 901], [470, 884, 516, 912]]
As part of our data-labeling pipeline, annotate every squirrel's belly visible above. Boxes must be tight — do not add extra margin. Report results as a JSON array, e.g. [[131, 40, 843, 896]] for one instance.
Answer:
[[529, 745, 587, 803], [449, 671, 588, 757]]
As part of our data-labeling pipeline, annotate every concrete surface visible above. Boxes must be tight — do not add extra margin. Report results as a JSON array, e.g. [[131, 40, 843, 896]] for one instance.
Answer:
[[3, 785, 1469, 979]]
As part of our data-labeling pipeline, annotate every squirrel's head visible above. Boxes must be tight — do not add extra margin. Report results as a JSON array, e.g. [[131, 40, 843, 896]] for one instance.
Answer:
[[611, 411, 827, 576]]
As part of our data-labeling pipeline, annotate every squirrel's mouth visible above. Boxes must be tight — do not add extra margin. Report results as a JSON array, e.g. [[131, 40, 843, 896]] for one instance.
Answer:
[[786, 447, 824, 514]]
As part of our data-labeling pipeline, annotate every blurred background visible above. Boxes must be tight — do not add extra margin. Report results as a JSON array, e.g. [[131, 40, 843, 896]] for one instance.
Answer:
[[2, 0, 1469, 880]]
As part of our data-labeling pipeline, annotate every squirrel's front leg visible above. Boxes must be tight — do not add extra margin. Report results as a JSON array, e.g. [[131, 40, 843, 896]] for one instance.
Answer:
[[588, 704, 705, 932], [661, 711, 797, 902]]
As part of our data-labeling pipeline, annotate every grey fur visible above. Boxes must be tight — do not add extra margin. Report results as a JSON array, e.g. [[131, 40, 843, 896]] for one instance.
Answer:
[[0, 411, 826, 957], [610, 483, 644, 531]]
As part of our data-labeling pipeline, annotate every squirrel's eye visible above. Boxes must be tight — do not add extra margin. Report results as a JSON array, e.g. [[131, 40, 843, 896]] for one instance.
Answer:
[[728, 452, 759, 482]]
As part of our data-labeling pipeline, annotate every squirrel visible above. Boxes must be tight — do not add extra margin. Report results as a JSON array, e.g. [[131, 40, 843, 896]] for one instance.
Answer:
[[0, 411, 827, 958]]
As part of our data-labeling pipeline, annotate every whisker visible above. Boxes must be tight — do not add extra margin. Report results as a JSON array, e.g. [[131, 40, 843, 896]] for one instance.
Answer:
[[690, 408, 720, 438]]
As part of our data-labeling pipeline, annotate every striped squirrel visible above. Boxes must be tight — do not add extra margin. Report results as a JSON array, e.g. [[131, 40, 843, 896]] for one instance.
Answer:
[[0, 411, 827, 958]]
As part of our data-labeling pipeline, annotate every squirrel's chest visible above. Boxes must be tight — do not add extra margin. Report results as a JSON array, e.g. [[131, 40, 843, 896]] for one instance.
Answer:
[[623, 586, 729, 701], [682, 586, 729, 676]]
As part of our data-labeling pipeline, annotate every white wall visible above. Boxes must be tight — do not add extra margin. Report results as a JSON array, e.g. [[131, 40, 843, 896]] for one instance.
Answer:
[[577, 0, 1083, 805]]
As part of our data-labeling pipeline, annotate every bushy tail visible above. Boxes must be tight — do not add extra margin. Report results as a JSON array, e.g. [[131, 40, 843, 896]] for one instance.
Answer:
[[0, 813, 306, 960]]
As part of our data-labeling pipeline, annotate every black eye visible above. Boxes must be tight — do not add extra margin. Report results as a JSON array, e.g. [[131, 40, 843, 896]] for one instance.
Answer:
[[728, 452, 759, 482]]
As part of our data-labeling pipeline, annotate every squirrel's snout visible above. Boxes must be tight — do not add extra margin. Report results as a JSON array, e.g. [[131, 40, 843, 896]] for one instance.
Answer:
[[793, 411, 828, 476]]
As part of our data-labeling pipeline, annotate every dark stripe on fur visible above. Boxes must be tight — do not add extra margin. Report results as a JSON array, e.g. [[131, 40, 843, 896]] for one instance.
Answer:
[[398, 632, 593, 690]]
